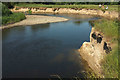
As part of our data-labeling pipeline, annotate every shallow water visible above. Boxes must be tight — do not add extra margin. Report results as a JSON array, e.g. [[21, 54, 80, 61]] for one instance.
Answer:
[[2, 14, 98, 78]]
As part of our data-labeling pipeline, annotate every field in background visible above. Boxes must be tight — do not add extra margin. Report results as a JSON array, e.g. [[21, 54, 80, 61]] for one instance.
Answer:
[[15, 3, 118, 12]]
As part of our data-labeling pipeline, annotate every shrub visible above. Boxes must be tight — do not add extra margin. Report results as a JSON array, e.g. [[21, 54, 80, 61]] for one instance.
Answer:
[[2, 3, 26, 25], [2, 3, 12, 16], [28, 9, 32, 14], [15, 7, 19, 10], [2, 12, 26, 25]]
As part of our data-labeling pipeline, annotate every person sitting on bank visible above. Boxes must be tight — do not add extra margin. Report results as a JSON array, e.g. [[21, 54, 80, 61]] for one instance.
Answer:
[[106, 6, 108, 10], [102, 4, 104, 9], [99, 4, 102, 8]]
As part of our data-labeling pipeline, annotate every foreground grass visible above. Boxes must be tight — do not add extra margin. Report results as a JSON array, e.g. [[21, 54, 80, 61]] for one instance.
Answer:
[[90, 19, 119, 78], [15, 3, 118, 12], [102, 45, 118, 78], [2, 12, 26, 25]]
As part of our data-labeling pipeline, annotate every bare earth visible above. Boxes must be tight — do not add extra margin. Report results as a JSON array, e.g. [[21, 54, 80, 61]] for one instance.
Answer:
[[0, 15, 69, 29]]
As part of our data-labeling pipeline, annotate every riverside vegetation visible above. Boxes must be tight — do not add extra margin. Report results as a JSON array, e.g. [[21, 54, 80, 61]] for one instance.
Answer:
[[2, 4, 26, 25], [90, 18, 119, 78]]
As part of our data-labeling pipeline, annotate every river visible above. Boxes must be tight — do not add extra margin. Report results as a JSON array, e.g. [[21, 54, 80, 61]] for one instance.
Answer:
[[2, 14, 99, 78]]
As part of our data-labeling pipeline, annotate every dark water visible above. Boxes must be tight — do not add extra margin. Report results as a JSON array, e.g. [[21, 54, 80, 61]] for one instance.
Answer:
[[2, 14, 98, 78]]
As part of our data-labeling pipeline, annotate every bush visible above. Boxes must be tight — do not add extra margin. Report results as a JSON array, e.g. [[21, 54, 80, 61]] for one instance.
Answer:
[[2, 12, 26, 25], [2, 2, 17, 9], [2, 3, 26, 25], [15, 7, 19, 10], [28, 9, 32, 14], [2, 3, 12, 16]]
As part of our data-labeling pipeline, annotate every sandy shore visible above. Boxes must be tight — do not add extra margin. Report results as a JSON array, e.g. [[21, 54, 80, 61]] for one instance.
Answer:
[[0, 15, 69, 29]]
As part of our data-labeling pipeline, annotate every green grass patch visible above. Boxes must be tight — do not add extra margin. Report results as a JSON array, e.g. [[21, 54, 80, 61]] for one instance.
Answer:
[[90, 19, 118, 41], [2, 12, 26, 25], [15, 3, 118, 12], [102, 45, 118, 78]]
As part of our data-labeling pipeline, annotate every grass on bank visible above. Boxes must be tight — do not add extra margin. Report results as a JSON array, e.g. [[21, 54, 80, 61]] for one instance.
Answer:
[[2, 12, 26, 25], [2, 3, 26, 25], [91, 19, 118, 40], [15, 3, 118, 12], [90, 19, 119, 78]]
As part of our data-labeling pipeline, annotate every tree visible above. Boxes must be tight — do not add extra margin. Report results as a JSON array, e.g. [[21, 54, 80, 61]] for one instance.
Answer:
[[2, 3, 12, 16]]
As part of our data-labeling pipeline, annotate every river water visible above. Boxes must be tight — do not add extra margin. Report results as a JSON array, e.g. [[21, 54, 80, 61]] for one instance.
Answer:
[[2, 14, 99, 78]]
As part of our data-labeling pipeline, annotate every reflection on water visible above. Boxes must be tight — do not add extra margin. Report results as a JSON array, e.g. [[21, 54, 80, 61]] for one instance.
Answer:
[[2, 14, 98, 78], [34, 13, 94, 20], [74, 21, 84, 26], [30, 23, 50, 31]]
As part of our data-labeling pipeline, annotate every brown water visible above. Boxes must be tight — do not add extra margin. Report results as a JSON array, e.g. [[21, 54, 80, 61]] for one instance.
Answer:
[[2, 14, 99, 78]]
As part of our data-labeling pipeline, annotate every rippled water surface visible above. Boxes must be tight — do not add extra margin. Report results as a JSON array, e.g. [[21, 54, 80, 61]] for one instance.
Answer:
[[2, 14, 98, 78]]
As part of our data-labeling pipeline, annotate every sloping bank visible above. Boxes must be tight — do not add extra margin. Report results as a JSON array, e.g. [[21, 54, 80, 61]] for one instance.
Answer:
[[11, 7, 118, 19], [79, 19, 119, 78]]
